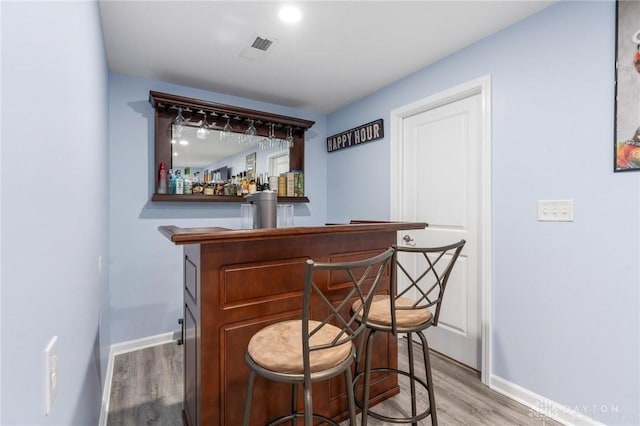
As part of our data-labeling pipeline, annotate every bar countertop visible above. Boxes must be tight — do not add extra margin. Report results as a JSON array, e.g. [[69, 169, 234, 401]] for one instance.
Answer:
[[158, 221, 428, 245]]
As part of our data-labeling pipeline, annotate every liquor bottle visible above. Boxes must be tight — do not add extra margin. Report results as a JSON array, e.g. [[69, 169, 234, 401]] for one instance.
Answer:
[[229, 176, 237, 196], [191, 171, 203, 195], [157, 162, 167, 194], [184, 167, 193, 195], [278, 174, 286, 195], [241, 172, 249, 196], [294, 170, 304, 197], [175, 170, 184, 194], [269, 175, 279, 192], [168, 168, 175, 194], [249, 175, 257, 194], [234, 175, 242, 197], [286, 171, 295, 197]]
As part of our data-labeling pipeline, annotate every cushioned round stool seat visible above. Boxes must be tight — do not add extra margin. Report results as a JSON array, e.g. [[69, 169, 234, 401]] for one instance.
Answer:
[[247, 320, 352, 374], [352, 295, 433, 328]]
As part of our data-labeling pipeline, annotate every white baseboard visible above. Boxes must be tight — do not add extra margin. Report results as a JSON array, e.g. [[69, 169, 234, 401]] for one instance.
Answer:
[[490, 375, 606, 426], [97, 331, 180, 426]]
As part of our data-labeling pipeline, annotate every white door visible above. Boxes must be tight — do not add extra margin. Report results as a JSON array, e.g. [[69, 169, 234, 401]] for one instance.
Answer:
[[395, 92, 482, 370]]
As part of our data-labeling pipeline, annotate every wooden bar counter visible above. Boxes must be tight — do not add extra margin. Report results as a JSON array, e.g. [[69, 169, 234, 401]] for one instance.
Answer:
[[159, 221, 427, 426]]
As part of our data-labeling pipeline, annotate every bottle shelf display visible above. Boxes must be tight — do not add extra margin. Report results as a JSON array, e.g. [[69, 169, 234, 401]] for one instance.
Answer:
[[151, 194, 309, 203], [153, 166, 308, 203]]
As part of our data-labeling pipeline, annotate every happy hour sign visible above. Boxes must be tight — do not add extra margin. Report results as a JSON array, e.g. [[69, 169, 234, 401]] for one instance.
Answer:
[[326, 119, 384, 152]]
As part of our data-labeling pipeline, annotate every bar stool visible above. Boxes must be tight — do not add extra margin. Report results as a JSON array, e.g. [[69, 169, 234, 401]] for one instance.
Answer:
[[352, 240, 466, 426], [243, 248, 394, 426]]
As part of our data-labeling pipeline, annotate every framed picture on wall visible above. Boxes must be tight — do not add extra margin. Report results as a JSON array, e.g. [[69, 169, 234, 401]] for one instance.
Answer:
[[615, 0, 640, 172]]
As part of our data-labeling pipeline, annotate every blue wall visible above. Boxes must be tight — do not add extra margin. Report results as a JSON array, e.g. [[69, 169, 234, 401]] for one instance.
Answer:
[[1, 1, 109, 425], [108, 72, 327, 344], [1, 1, 638, 425], [326, 2, 639, 424]]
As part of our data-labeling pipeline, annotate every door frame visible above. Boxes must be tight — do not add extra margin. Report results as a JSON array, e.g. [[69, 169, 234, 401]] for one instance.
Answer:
[[389, 75, 492, 385]]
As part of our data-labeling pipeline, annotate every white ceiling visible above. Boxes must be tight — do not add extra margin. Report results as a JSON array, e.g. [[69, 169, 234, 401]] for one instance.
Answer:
[[99, 1, 554, 115]]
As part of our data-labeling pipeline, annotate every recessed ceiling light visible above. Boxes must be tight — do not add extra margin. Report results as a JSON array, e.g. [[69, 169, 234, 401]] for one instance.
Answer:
[[279, 5, 302, 23], [179, 140, 189, 146]]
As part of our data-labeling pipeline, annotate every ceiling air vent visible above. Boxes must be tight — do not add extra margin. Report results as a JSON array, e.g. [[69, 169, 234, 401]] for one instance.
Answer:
[[240, 34, 277, 61], [251, 36, 274, 52]]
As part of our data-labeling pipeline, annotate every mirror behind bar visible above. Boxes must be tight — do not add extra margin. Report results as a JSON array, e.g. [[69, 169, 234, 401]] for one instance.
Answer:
[[149, 91, 315, 203]]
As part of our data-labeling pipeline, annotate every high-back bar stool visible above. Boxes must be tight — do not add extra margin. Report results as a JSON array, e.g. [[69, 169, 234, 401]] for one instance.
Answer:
[[243, 247, 394, 426], [352, 240, 466, 426]]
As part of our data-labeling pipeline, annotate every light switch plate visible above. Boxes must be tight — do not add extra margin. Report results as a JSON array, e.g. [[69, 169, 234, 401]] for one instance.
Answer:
[[537, 200, 574, 222]]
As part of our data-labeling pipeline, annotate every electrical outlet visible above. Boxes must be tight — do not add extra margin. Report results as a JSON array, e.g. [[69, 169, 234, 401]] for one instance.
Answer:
[[537, 200, 574, 222], [44, 336, 58, 415]]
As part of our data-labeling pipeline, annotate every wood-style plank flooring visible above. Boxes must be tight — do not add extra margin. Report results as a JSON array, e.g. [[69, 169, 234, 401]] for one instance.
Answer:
[[106, 340, 560, 426], [107, 343, 183, 426]]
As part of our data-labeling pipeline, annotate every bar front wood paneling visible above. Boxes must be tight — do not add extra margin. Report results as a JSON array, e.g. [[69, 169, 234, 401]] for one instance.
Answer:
[[159, 221, 427, 426]]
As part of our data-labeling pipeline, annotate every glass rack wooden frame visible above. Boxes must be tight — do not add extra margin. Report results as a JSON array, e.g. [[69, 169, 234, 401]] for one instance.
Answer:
[[149, 91, 315, 202]]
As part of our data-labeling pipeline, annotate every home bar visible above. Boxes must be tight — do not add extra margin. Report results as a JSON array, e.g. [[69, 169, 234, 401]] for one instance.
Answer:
[[151, 91, 429, 424], [159, 221, 427, 425]]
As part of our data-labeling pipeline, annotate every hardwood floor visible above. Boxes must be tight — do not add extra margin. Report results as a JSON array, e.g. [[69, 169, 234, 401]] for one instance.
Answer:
[[107, 344, 183, 426], [106, 340, 560, 426]]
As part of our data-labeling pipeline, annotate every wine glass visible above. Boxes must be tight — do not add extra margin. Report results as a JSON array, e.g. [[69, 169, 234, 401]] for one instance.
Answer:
[[221, 115, 233, 141], [173, 107, 185, 138], [285, 126, 294, 149], [261, 123, 276, 150], [243, 119, 256, 145], [259, 123, 271, 150], [196, 110, 210, 140]]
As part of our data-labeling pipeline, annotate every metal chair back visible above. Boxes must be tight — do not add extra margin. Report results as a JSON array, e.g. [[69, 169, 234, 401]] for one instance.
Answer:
[[392, 240, 466, 331], [302, 247, 395, 377]]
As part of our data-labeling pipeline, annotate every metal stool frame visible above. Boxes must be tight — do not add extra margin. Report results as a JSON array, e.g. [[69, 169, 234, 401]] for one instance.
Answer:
[[243, 247, 395, 426], [354, 240, 466, 426]]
